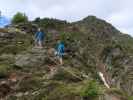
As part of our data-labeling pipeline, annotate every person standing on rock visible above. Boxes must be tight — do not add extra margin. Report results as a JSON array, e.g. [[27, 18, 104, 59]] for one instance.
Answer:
[[34, 28, 45, 48], [55, 41, 65, 65]]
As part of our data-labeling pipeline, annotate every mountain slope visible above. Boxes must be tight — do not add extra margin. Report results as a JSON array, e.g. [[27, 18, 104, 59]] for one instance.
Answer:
[[0, 16, 133, 100]]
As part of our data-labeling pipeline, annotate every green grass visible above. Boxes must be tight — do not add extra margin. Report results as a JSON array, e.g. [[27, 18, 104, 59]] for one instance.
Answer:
[[0, 64, 10, 78], [128, 96, 133, 100], [80, 80, 103, 99]]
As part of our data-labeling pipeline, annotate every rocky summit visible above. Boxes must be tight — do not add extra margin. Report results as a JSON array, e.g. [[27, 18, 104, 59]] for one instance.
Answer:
[[0, 16, 133, 100]]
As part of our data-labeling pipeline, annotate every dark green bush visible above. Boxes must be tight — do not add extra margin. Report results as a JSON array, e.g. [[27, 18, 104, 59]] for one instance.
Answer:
[[80, 80, 102, 99], [12, 12, 28, 24], [0, 64, 10, 78]]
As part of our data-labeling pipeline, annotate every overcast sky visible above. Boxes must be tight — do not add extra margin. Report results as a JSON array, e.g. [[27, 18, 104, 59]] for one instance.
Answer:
[[0, 0, 133, 36]]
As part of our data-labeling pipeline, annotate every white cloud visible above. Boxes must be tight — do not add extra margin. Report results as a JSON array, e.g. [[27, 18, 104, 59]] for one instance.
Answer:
[[0, 0, 133, 36]]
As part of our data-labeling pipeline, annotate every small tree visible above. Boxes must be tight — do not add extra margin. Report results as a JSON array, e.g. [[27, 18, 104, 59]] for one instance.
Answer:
[[80, 80, 102, 99], [12, 12, 28, 24]]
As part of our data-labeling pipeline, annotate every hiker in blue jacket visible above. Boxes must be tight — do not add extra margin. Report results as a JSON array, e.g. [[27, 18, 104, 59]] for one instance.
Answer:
[[35, 28, 45, 48], [55, 41, 65, 65]]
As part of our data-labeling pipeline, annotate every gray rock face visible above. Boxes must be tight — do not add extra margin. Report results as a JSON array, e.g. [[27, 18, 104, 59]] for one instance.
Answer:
[[103, 94, 121, 100], [0, 32, 14, 44], [15, 48, 47, 67], [0, 32, 14, 38]]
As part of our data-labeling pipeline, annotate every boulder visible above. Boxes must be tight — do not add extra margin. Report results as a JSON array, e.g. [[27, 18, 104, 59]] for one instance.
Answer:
[[15, 48, 47, 67]]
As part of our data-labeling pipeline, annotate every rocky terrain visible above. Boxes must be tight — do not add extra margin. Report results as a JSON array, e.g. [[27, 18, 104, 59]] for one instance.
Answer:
[[0, 16, 133, 100]]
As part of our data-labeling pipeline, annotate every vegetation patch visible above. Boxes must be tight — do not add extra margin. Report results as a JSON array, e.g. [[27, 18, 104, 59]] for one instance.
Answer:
[[0, 64, 10, 78], [80, 80, 103, 99]]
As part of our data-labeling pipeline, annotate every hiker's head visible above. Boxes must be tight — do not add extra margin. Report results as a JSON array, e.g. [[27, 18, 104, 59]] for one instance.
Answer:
[[38, 28, 41, 31], [58, 40, 64, 44], [57, 40, 61, 44]]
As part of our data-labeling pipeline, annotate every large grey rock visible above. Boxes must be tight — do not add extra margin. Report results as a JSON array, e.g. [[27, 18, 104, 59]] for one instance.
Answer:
[[103, 94, 121, 100], [15, 48, 47, 67]]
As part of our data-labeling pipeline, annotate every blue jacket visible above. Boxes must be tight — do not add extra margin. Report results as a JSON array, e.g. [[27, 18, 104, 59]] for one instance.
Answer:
[[57, 43, 65, 54], [35, 31, 45, 41]]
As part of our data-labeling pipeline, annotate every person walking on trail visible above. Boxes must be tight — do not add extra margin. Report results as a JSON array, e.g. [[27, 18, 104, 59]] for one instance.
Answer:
[[35, 28, 45, 48], [55, 41, 65, 65]]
